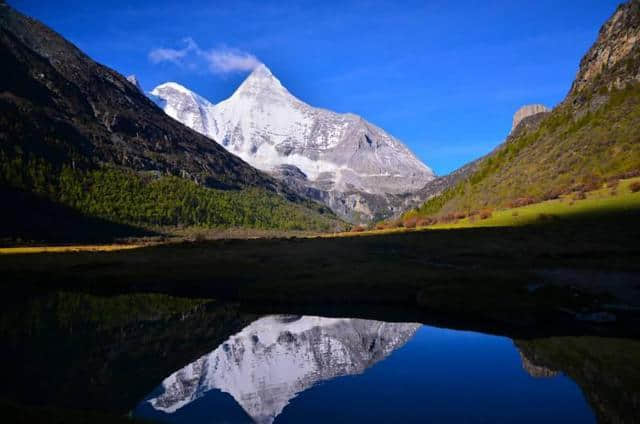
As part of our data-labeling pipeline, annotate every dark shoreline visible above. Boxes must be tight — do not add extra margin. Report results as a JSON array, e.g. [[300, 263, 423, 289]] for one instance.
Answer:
[[2, 209, 639, 340]]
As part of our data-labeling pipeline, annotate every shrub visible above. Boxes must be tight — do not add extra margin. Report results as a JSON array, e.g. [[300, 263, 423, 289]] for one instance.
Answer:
[[416, 217, 434, 227], [606, 178, 620, 189], [453, 211, 467, 220], [439, 212, 457, 223], [574, 190, 587, 200], [630, 181, 640, 193], [575, 175, 602, 192], [375, 221, 393, 230], [403, 216, 418, 228], [479, 209, 492, 220], [620, 169, 640, 179], [508, 197, 536, 208], [350, 226, 366, 233], [541, 188, 563, 201]]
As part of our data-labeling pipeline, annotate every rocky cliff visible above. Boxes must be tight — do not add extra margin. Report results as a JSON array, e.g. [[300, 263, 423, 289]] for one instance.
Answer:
[[569, 0, 640, 98], [511, 104, 551, 132]]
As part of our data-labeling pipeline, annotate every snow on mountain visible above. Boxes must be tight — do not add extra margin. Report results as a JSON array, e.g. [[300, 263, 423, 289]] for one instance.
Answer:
[[126, 74, 143, 92], [145, 315, 420, 424], [150, 65, 435, 222]]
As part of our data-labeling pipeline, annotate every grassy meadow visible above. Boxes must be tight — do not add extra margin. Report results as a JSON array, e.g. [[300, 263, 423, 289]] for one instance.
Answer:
[[1, 193, 639, 337], [427, 176, 640, 229]]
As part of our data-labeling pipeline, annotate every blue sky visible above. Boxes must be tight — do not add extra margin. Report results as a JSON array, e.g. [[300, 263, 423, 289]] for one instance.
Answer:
[[12, 0, 620, 175]]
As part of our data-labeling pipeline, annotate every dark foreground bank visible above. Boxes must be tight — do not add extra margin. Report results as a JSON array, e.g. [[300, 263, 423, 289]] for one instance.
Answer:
[[1, 208, 639, 338]]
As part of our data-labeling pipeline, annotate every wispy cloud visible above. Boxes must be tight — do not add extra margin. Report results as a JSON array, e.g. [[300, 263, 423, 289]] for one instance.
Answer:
[[202, 47, 261, 74], [148, 47, 189, 64], [148, 38, 261, 74]]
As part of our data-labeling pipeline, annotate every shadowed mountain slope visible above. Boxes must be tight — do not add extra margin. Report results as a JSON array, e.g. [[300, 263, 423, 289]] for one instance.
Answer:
[[0, 3, 341, 239]]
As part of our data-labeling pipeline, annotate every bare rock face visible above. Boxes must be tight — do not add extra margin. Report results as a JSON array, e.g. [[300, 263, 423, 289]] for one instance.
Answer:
[[569, 0, 640, 96], [511, 104, 551, 132]]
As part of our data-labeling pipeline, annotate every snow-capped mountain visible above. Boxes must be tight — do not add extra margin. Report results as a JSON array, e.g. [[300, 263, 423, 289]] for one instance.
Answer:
[[150, 65, 434, 222], [145, 315, 420, 424]]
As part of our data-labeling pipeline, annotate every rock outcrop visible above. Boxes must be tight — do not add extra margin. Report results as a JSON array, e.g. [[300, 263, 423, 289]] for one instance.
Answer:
[[511, 104, 551, 132], [569, 0, 640, 97]]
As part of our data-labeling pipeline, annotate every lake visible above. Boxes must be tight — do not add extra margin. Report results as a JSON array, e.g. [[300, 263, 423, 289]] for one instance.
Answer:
[[1, 292, 637, 423]]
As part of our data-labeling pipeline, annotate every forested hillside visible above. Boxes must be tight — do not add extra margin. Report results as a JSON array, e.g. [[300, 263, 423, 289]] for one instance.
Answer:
[[405, 0, 640, 221], [0, 3, 341, 242]]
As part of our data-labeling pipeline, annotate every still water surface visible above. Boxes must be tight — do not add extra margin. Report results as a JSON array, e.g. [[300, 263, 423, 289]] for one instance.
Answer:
[[2, 292, 638, 423], [133, 315, 594, 424]]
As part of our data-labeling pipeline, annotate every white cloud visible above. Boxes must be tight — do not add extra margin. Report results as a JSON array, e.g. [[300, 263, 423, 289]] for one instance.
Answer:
[[203, 47, 261, 74], [148, 38, 261, 74], [148, 47, 188, 64], [148, 37, 196, 64]]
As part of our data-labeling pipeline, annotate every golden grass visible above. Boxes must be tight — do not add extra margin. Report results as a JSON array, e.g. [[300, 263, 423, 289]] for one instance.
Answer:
[[430, 176, 640, 230], [0, 244, 145, 255]]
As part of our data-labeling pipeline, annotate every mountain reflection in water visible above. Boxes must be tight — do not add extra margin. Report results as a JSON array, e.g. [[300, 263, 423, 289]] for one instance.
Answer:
[[134, 314, 600, 424], [142, 316, 419, 424], [0, 292, 638, 423]]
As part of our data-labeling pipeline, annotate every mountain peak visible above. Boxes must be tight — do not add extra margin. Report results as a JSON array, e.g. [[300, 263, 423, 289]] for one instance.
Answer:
[[234, 63, 290, 100], [250, 63, 273, 78], [150, 64, 435, 222], [152, 81, 193, 95], [150, 82, 214, 108]]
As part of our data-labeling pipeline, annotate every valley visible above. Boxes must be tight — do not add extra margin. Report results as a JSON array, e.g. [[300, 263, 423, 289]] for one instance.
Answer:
[[2, 199, 639, 340], [1, 0, 639, 422]]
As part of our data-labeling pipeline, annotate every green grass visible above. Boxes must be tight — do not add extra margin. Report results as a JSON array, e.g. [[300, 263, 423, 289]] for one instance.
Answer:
[[430, 177, 640, 229], [406, 82, 640, 220], [340, 176, 640, 236]]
